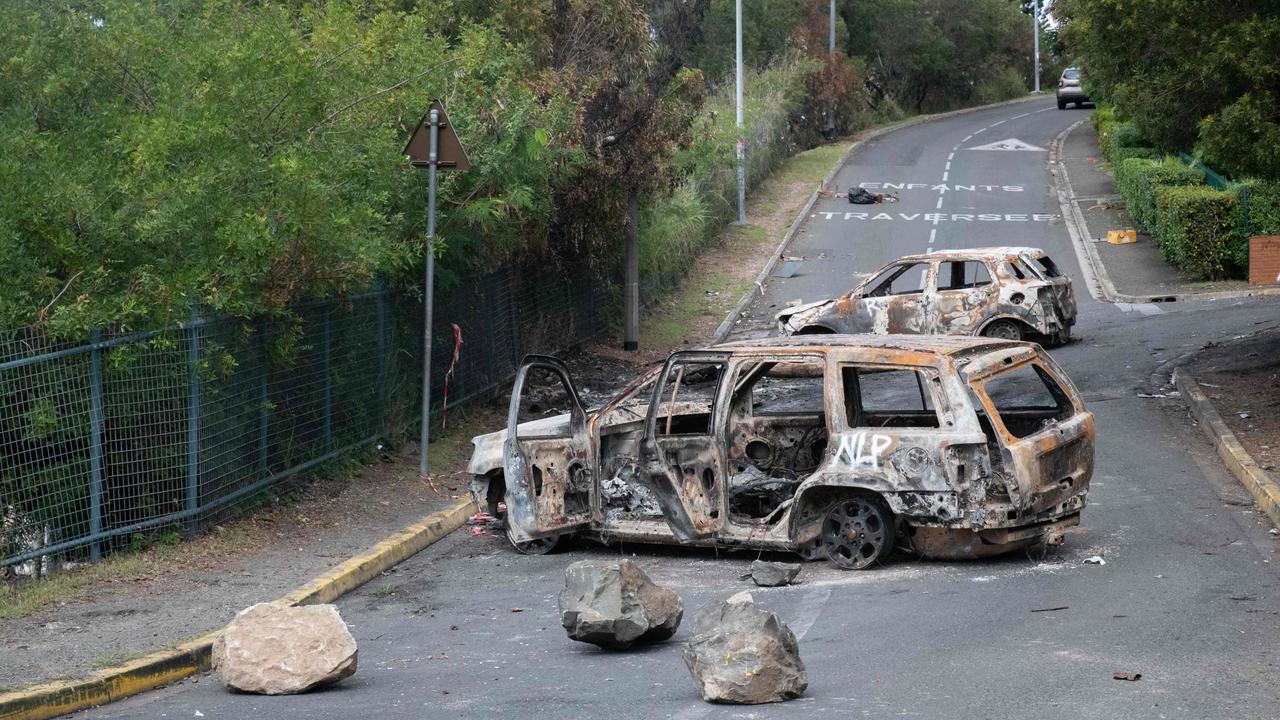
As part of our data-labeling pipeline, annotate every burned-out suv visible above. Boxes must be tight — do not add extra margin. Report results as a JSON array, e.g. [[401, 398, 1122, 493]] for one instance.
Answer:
[[468, 336, 1094, 569], [777, 247, 1076, 345]]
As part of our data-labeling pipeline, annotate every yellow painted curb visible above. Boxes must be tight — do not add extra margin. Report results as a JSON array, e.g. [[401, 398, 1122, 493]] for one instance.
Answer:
[[0, 496, 477, 720], [1177, 371, 1280, 530]]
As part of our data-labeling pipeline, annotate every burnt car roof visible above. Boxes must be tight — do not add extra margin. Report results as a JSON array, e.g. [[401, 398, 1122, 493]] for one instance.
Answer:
[[710, 333, 1027, 357], [896, 246, 1047, 263]]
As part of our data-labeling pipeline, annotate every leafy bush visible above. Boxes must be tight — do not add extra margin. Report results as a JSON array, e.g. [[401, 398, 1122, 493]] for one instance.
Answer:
[[1152, 185, 1240, 278], [1232, 179, 1280, 271], [1114, 158, 1203, 232], [1098, 121, 1150, 165]]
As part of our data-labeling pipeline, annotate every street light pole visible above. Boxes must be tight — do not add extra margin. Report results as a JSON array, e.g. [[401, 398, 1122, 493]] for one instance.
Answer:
[[735, 0, 745, 224], [1032, 0, 1040, 93], [829, 0, 836, 54]]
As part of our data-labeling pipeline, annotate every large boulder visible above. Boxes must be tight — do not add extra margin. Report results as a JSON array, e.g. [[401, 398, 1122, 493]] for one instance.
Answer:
[[559, 559, 683, 649], [750, 560, 801, 587], [682, 592, 807, 704], [212, 603, 358, 695]]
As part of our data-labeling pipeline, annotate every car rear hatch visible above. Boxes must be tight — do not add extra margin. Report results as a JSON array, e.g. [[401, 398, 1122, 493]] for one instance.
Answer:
[[964, 349, 1093, 521], [1023, 253, 1076, 327]]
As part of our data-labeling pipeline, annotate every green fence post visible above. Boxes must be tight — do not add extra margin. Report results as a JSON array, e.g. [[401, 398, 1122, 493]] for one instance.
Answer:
[[257, 325, 270, 479], [376, 291, 387, 434], [88, 330, 104, 561], [322, 306, 333, 453], [185, 304, 201, 536]]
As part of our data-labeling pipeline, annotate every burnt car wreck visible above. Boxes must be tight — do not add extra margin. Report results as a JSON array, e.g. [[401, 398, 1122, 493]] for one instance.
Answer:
[[468, 336, 1094, 569], [776, 247, 1077, 345]]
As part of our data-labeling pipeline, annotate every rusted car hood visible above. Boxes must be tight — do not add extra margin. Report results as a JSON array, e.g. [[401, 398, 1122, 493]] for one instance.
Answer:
[[466, 413, 572, 477]]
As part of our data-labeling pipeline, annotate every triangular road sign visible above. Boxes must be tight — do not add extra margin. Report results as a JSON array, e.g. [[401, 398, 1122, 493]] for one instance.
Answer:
[[404, 100, 471, 171], [968, 137, 1046, 152]]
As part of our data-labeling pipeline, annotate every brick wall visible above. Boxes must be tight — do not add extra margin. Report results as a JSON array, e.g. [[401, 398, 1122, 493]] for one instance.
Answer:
[[1250, 236, 1280, 286]]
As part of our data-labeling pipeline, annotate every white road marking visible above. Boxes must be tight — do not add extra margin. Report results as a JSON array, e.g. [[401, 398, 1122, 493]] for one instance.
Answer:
[[1116, 302, 1166, 316], [935, 196, 944, 209], [969, 137, 1047, 152]]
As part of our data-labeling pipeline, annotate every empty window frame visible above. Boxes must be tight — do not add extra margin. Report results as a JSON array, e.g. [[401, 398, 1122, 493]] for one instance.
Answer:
[[865, 263, 929, 297], [841, 366, 940, 429], [654, 361, 724, 436], [978, 362, 1074, 439], [937, 260, 994, 290]]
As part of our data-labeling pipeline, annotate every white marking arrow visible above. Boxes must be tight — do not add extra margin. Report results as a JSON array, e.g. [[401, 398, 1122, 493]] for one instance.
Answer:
[[968, 137, 1046, 152]]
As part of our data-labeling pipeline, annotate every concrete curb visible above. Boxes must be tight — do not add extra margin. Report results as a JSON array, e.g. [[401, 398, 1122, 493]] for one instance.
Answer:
[[713, 93, 1049, 342], [1051, 119, 1280, 304], [1176, 371, 1280, 530], [0, 496, 478, 720]]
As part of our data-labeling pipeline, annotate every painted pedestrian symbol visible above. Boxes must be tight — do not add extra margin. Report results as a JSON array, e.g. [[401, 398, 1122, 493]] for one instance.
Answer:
[[968, 138, 1046, 152]]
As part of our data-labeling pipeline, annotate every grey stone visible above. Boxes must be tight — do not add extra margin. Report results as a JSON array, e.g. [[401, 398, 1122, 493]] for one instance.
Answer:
[[212, 603, 357, 695], [558, 559, 683, 649], [750, 560, 802, 587], [682, 595, 807, 704]]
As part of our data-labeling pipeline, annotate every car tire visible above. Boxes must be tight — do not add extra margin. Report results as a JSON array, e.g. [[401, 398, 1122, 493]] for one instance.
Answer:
[[506, 527, 562, 555], [1057, 99, 1066, 110], [982, 319, 1023, 341], [819, 494, 895, 570]]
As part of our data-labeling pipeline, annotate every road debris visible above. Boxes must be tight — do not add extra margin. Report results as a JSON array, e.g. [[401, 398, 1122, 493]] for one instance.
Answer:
[[212, 603, 357, 695], [1083, 555, 1106, 565], [683, 592, 807, 704], [748, 560, 802, 587], [1112, 671, 1142, 681], [558, 559, 682, 649], [1030, 606, 1070, 613]]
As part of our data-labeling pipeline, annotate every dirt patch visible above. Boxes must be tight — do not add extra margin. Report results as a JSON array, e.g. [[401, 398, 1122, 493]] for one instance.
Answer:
[[1200, 364, 1280, 473]]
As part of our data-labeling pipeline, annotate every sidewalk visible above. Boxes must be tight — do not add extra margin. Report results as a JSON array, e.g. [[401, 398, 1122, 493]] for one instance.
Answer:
[[1057, 121, 1254, 299], [0, 446, 475, 692]]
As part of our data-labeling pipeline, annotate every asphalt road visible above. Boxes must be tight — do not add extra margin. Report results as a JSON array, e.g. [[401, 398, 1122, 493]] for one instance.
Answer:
[[83, 97, 1280, 720]]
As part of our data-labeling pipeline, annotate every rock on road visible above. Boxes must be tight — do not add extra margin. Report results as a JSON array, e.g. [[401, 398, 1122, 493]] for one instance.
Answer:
[[82, 97, 1280, 720]]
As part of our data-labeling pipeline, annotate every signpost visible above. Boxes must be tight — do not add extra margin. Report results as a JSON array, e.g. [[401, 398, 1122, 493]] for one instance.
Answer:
[[404, 100, 470, 475]]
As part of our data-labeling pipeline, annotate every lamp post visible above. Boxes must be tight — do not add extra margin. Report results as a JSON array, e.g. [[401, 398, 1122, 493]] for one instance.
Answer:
[[1032, 0, 1040, 93], [735, 0, 745, 224]]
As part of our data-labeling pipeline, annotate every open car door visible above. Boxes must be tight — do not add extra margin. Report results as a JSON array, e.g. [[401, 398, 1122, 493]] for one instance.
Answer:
[[503, 356, 593, 542], [639, 351, 730, 543]]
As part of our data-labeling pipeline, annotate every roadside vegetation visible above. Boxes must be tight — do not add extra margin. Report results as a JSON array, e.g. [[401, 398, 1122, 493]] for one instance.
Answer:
[[1058, 1, 1280, 279], [0, 0, 1040, 336]]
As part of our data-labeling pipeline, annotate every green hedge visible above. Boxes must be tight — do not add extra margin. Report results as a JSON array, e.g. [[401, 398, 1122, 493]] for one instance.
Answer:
[[1114, 157, 1204, 232], [1152, 185, 1240, 278], [1232, 179, 1280, 270]]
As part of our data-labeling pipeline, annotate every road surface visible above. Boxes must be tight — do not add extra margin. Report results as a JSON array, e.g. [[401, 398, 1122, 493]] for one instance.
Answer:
[[84, 97, 1280, 720]]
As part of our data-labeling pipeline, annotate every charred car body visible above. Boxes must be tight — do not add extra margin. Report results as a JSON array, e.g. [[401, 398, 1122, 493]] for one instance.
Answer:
[[468, 336, 1094, 569], [776, 247, 1076, 345]]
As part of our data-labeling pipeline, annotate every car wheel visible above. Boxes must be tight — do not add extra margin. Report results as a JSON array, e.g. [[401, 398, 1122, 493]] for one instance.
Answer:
[[820, 495, 895, 570], [1053, 325, 1072, 346], [1057, 99, 1066, 110], [506, 527, 562, 555], [982, 319, 1023, 341]]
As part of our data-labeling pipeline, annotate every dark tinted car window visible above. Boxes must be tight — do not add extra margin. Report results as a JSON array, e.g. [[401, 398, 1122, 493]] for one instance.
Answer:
[[1063, 68, 1079, 80]]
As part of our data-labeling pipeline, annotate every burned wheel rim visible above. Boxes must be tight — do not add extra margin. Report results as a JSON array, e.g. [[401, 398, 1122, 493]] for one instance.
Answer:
[[820, 497, 893, 570], [506, 528, 560, 555], [982, 320, 1022, 341]]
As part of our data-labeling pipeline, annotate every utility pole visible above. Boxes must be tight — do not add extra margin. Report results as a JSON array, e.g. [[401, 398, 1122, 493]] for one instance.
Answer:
[[1032, 0, 1040, 93], [829, 0, 836, 54], [735, 0, 746, 224]]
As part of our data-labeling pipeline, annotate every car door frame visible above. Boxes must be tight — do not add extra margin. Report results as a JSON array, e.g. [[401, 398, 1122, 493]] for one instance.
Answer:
[[638, 350, 732, 543], [862, 260, 934, 334], [929, 258, 1000, 334], [503, 355, 594, 542]]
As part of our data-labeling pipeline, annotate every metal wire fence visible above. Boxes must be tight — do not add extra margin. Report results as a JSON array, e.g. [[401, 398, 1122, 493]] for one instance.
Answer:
[[1, 260, 611, 572]]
